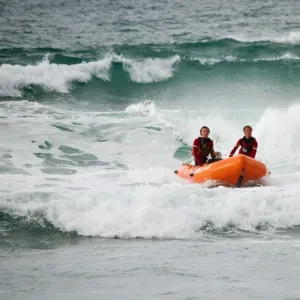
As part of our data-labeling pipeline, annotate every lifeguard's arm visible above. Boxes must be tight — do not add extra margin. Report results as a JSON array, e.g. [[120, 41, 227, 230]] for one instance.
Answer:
[[192, 139, 202, 165], [251, 139, 258, 158], [210, 141, 217, 159], [229, 139, 240, 157]]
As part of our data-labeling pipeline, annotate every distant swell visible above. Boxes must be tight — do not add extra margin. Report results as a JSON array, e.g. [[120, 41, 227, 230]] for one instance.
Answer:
[[227, 31, 300, 45], [0, 54, 180, 97], [0, 55, 111, 97], [1, 38, 300, 98]]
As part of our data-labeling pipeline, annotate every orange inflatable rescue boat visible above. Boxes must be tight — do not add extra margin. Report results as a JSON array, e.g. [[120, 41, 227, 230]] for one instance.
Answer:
[[174, 154, 268, 187]]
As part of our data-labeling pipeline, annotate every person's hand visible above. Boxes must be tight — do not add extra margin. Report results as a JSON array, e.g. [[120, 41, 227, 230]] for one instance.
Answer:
[[215, 151, 221, 158]]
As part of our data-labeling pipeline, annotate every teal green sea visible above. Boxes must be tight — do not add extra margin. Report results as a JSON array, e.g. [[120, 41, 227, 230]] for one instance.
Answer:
[[1, 1, 300, 299]]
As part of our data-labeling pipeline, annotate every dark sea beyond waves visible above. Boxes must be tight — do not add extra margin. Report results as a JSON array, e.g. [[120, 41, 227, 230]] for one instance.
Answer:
[[1, 0, 300, 48], [1, 1, 300, 300]]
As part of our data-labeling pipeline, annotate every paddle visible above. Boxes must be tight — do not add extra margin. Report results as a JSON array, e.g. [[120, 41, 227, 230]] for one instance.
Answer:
[[236, 168, 245, 188]]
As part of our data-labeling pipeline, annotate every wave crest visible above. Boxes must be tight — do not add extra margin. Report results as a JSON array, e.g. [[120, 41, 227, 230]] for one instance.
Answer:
[[0, 53, 180, 97]]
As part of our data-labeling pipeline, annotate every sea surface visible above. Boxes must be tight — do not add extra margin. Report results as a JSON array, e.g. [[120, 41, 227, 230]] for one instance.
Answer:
[[1, 0, 300, 299]]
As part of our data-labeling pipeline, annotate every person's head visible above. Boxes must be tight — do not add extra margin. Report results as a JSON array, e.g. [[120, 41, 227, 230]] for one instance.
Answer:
[[243, 125, 252, 138], [200, 126, 210, 138]]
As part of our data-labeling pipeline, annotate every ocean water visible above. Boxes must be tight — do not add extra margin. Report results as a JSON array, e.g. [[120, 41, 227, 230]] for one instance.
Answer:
[[1, 0, 300, 299]]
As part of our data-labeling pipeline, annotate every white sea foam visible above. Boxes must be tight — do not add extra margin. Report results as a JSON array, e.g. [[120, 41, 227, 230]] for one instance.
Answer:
[[1, 101, 300, 238]]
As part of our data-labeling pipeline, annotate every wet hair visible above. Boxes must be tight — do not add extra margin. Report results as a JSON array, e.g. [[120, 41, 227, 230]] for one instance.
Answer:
[[243, 125, 252, 132], [200, 126, 210, 135]]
